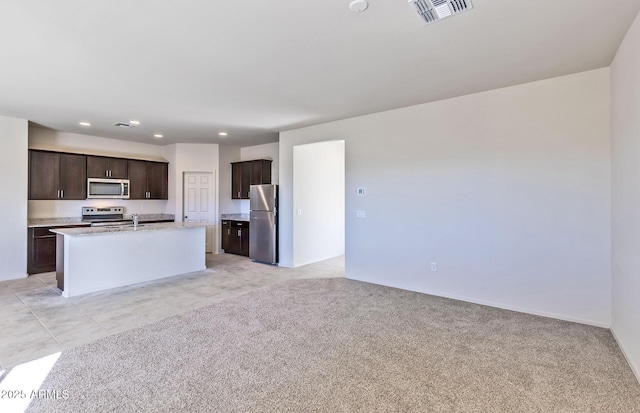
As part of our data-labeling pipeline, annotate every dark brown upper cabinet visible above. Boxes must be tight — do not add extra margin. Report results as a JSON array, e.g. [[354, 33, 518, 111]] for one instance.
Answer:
[[29, 150, 87, 200], [86, 156, 128, 179], [128, 159, 168, 200], [231, 159, 272, 199]]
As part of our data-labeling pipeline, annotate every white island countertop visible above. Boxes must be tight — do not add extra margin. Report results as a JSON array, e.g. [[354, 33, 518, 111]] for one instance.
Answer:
[[52, 222, 207, 297], [51, 222, 205, 237]]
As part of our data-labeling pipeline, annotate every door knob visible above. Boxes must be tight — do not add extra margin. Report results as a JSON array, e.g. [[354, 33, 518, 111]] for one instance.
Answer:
[[184, 216, 188, 219]]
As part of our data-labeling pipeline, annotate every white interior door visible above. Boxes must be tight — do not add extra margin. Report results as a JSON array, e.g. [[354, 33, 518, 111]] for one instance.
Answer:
[[183, 172, 215, 253]]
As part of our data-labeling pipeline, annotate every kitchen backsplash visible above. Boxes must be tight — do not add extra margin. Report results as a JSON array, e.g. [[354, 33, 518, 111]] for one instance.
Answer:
[[28, 199, 170, 219]]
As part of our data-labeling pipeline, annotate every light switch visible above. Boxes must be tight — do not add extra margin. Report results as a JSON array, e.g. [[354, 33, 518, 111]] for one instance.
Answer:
[[297, 208, 302, 215], [357, 210, 367, 218]]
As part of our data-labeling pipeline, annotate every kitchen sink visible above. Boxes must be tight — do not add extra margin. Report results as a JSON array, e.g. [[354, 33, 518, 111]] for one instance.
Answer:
[[102, 223, 154, 229]]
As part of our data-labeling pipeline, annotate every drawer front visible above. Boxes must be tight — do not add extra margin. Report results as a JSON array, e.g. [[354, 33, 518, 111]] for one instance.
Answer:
[[33, 224, 90, 237], [231, 221, 248, 228], [33, 227, 55, 237]]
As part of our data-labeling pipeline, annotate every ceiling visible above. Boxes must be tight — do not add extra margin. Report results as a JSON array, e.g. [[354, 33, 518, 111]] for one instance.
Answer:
[[1, 0, 639, 147]]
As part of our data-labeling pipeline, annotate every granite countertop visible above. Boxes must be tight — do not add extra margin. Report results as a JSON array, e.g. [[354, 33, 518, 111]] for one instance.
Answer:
[[50, 222, 204, 237], [127, 214, 175, 222], [221, 213, 249, 222], [27, 217, 86, 228], [28, 214, 175, 228]]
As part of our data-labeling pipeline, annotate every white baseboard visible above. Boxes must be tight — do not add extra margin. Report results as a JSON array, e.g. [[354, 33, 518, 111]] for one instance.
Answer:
[[345, 275, 610, 328], [611, 327, 640, 384], [0, 273, 28, 281]]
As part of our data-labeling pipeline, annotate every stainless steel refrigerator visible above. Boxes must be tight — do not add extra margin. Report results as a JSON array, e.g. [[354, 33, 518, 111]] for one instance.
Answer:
[[249, 184, 278, 264]]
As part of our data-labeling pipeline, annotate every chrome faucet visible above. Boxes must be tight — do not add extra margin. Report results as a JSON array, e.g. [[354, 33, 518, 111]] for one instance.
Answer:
[[132, 213, 139, 229]]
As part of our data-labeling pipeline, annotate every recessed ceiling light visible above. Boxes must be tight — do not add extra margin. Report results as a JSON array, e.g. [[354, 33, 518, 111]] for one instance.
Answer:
[[154, 134, 163, 138], [79, 122, 91, 127], [218, 132, 228, 137], [129, 120, 141, 125]]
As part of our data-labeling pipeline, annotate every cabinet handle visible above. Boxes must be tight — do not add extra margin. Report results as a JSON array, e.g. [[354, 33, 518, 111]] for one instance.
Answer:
[[238, 229, 241, 236], [60, 190, 64, 198], [237, 191, 240, 198], [227, 229, 230, 235], [57, 190, 60, 198]]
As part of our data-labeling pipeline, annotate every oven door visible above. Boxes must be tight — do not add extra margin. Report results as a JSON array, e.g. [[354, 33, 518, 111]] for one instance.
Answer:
[[87, 178, 130, 199]]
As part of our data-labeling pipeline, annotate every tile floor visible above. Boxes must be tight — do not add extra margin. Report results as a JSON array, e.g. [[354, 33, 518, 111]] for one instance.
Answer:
[[0, 253, 344, 370]]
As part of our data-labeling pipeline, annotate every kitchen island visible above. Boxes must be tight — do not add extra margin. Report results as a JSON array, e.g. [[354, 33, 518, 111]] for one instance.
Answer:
[[51, 223, 206, 297]]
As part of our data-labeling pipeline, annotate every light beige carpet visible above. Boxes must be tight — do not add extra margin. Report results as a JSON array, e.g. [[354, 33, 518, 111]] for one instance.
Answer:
[[18, 278, 640, 412]]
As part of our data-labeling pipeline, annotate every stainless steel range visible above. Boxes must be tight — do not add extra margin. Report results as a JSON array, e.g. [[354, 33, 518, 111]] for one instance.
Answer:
[[82, 206, 133, 227]]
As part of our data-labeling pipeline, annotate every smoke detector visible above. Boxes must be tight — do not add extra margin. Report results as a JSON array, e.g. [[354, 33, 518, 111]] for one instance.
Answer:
[[113, 122, 136, 128], [349, 0, 368, 12], [409, 0, 473, 26]]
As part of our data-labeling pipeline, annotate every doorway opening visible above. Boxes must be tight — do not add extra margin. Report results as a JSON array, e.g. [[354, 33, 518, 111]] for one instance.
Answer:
[[292, 140, 345, 267]]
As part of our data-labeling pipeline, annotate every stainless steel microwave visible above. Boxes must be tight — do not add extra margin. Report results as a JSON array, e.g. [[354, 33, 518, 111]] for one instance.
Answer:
[[87, 178, 130, 199]]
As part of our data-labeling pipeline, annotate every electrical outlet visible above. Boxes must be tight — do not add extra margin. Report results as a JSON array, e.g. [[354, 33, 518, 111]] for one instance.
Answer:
[[431, 262, 438, 272], [357, 210, 367, 218], [140, 204, 145, 210], [297, 208, 302, 215], [357, 187, 366, 196], [56, 206, 62, 212]]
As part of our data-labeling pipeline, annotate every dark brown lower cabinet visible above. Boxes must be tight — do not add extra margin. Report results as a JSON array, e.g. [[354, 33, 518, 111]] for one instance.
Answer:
[[28, 228, 56, 274], [28, 225, 90, 275], [221, 220, 231, 251], [221, 220, 249, 256]]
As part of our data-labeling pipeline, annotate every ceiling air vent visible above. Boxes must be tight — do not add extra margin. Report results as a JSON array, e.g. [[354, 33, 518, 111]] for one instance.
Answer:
[[409, 0, 473, 26], [113, 122, 135, 128]]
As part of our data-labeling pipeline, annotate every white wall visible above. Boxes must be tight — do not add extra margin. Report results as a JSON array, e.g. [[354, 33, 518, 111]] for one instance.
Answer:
[[28, 127, 168, 218], [29, 127, 165, 160], [293, 141, 345, 266], [162, 143, 219, 251], [218, 145, 241, 215], [0, 116, 28, 280], [611, 10, 640, 381], [280, 68, 611, 327], [162, 143, 219, 220]]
